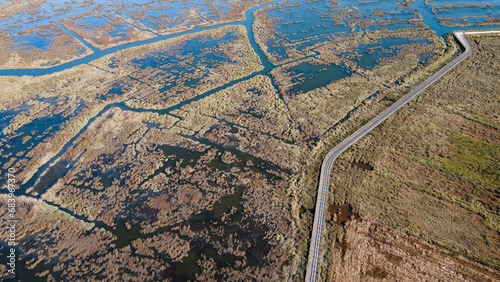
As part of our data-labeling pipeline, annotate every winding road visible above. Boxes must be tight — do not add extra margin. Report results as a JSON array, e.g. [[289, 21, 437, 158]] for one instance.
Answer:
[[1, 0, 497, 278], [305, 30, 477, 282]]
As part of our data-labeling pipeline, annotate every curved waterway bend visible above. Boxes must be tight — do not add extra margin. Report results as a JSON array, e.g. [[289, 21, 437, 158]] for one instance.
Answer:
[[2, 0, 500, 278], [5, 0, 500, 235], [16, 0, 282, 195], [21, 69, 273, 194], [304, 31, 479, 282], [0, 0, 281, 77], [20, 56, 274, 195]]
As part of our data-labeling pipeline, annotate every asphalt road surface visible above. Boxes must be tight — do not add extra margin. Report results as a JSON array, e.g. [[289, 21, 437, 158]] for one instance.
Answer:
[[305, 31, 474, 282]]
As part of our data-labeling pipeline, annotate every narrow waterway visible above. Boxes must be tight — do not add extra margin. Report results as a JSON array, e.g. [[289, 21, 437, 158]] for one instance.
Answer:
[[0, 0, 282, 77], [4, 0, 500, 201], [1, 1, 499, 280]]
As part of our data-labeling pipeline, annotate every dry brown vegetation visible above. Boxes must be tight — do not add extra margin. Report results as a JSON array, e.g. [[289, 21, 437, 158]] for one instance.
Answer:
[[171, 37, 462, 276], [0, 195, 115, 281], [91, 25, 264, 110], [1, 1, 496, 279], [0, 24, 459, 279], [252, 0, 437, 66], [0, 0, 273, 69], [63, 16, 156, 50], [112, 0, 273, 36], [333, 219, 500, 281], [430, 3, 500, 27], [0, 64, 137, 188], [174, 75, 304, 171], [318, 34, 500, 280], [0, 24, 93, 69], [34, 106, 297, 280], [0, 24, 264, 189]]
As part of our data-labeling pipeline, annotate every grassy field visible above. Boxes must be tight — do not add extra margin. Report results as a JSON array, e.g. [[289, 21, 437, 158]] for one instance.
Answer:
[[320, 33, 500, 279]]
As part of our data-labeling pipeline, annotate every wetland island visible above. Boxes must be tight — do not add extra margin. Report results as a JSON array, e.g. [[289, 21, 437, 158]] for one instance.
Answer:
[[0, 0, 499, 281]]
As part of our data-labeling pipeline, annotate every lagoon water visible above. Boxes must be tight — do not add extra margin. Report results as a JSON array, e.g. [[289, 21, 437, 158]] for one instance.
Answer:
[[1, 0, 499, 204], [0, 0, 499, 76], [0, 1, 499, 279], [1, 0, 499, 197]]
